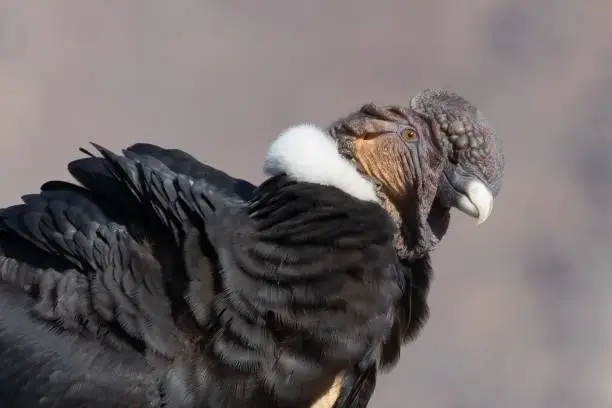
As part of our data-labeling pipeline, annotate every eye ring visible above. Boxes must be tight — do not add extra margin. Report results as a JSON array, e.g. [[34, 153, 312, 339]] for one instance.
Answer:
[[401, 128, 417, 142]]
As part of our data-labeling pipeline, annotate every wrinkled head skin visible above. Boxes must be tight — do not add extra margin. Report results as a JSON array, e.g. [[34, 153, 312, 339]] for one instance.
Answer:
[[328, 89, 505, 261]]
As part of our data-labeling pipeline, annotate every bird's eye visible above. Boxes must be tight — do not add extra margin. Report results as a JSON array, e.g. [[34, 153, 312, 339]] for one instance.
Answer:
[[401, 128, 417, 142]]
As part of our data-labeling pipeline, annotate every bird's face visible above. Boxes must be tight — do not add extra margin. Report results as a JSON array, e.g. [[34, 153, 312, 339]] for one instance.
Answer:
[[329, 89, 504, 260]]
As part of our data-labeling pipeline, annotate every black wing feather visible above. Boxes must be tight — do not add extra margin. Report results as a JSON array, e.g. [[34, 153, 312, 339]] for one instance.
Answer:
[[0, 142, 405, 407], [0, 283, 157, 408], [70, 143, 227, 245], [125, 142, 257, 201], [0, 185, 181, 359]]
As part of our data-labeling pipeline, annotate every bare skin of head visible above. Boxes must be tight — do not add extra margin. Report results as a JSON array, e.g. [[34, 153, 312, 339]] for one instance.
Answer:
[[328, 89, 504, 261]]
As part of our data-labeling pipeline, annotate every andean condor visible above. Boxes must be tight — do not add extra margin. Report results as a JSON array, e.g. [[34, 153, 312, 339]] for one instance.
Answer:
[[0, 89, 504, 408]]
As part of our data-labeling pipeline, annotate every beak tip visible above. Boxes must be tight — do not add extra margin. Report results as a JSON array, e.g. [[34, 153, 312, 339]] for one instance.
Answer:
[[476, 202, 493, 225], [455, 179, 494, 225]]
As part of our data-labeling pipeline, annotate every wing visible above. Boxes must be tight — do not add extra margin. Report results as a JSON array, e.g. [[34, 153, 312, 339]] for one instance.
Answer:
[[0, 183, 181, 358], [0, 283, 158, 408], [0, 145, 232, 407], [69, 143, 245, 251], [0, 141, 237, 351], [68, 143, 240, 325], [124, 142, 257, 201]]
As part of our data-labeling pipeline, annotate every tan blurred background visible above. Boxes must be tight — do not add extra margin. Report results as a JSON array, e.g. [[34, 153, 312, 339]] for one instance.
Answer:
[[0, 1, 610, 407]]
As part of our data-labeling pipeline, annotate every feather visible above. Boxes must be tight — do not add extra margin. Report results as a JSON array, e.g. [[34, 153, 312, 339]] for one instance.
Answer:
[[0, 142, 402, 407]]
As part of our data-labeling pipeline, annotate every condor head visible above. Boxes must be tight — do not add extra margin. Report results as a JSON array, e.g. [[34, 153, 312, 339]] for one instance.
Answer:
[[327, 89, 505, 261]]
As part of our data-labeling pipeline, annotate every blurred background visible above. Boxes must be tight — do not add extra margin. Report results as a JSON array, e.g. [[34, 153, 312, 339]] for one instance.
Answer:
[[0, 1, 610, 407]]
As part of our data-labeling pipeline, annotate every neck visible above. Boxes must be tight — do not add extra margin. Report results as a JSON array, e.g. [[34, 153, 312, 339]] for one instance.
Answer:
[[326, 125, 414, 257]]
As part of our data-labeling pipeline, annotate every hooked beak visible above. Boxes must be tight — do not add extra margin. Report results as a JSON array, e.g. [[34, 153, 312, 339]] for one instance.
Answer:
[[454, 179, 494, 225]]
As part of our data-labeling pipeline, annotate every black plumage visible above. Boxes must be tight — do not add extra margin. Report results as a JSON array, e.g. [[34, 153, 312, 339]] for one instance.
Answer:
[[0, 140, 402, 407]]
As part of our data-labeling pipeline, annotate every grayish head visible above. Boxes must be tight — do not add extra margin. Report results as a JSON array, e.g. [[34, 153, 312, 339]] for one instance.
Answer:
[[326, 88, 505, 259]]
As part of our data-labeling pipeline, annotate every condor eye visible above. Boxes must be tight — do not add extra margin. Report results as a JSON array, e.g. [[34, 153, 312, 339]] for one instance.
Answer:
[[401, 128, 417, 142]]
